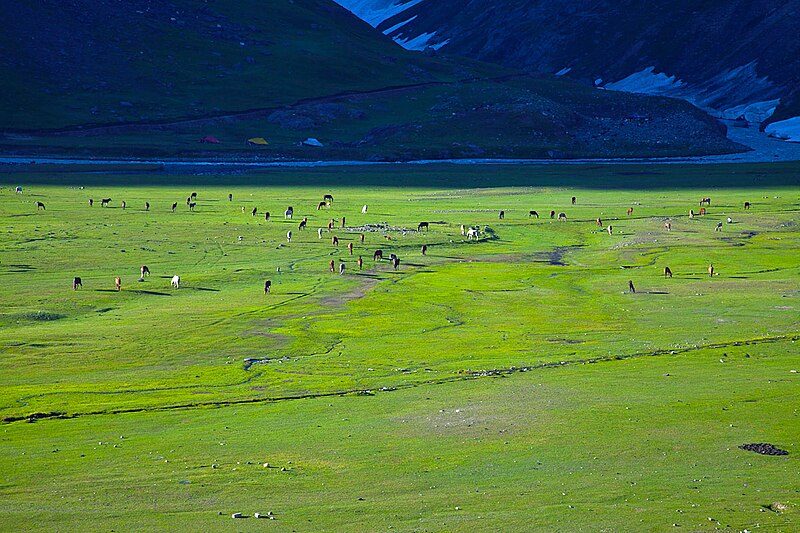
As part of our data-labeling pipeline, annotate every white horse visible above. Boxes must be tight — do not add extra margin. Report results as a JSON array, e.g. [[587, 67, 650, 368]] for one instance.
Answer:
[[171, 275, 180, 289], [362, 205, 368, 214], [286, 230, 292, 242], [466, 228, 479, 240], [318, 227, 323, 239]]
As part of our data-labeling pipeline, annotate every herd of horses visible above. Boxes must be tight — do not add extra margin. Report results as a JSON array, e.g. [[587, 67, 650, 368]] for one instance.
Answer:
[[17, 187, 747, 294]]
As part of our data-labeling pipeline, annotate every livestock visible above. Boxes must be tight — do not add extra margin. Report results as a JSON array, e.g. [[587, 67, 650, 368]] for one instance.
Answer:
[[89, 199, 93, 207], [699, 207, 706, 216], [299, 217, 307, 230], [362, 205, 368, 214], [499, 210, 505, 220], [191, 192, 197, 200], [708, 264, 714, 277], [15, 186, 23, 193], [171, 275, 180, 289], [332, 236, 339, 246], [145, 202, 149, 211], [460, 224, 466, 235], [744, 201, 751, 210], [628, 280, 636, 293], [101, 198, 112, 207], [392, 257, 400, 270], [341, 216, 346, 228], [318, 228, 324, 239], [186, 197, 191, 206], [329, 260, 335, 272], [189, 202, 196, 211], [607, 225, 613, 235], [171, 202, 177, 213], [285, 207, 293, 219], [385, 235, 391, 241], [121, 201, 126, 209], [466, 228, 479, 240], [264, 212, 270, 221], [264, 280, 271, 294], [664, 221, 672, 231], [357, 256, 363, 269], [348, 242, 353, 255], [529, 210, 539, 218], [700, 197, 711, 206], [36, 201, 45, 210], [115, 277, 121, 291], [317, 201, 326, 210], [360, 233, 365, 243], [228, 193, 233, 202], [140, 265, 150, 278], [73, 277, 82, 290], [627, 207, 634, 216], [252, 207, 257, 216], [389, 253, 398, 262], [571, 196, 576, 205], [327, 220, 334, 231], [339, 263, 345, 275], [373, 250, 383, 261], [287, 231, 293, 242], [557, 212, 567, 221], [596, 218, 603, 227], [664, 266, 673, 278], [727, 217, 732, 224], [715, 222, 723, 232], [689, 209, 694, 218], [323, 194, 334, 203], [418, 222, 429, 231], [550, 210, 556, 219], [241, 206, 245, 213], [421, 244, 427, 255]]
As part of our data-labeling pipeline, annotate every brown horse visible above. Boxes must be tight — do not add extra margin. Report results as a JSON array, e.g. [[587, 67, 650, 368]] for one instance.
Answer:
[[89, 199, 93, 207], [628, 280, 636, 293], [421, 244, 427, 255], [73, 277, 82, 290], [664, 221, 671, 231], [699, 207, 706, 216], [550, 210, 556, 219], [418, 222, 429, 231], [140, 265, 150, 278], [360, 233, 365, 243], [329, 260, 335, 272], [529, 210, 539, 218], [392, 257, 400, 270], [264, 280, 271, 294], [36, 201, 45, 210], [115, 277, 121, 291], [317, 201, 326, 210], [348, 242, 353, 255], [341, 217, 346, 228], [357, 256, 363, 269], [499, 210, 505, 220], [373, 250, 383, 261], [627, 207, 634, 216], [664, 266, 673, 278], [323, 194, 333, 203], [708, 264, 714, 277], [700, 197, 711, 206], [145, 202, 149, 211], [121, 201, 126, 209], [571, 196, 576, 205], [332, 236, 339, 246], [596, 218, 603, 227], [101, 198, 112, 207], [744, 201, 751, 210]]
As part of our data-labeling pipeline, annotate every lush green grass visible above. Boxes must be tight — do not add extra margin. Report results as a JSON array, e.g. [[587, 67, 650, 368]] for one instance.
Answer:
[[0, 162, 798, 530]]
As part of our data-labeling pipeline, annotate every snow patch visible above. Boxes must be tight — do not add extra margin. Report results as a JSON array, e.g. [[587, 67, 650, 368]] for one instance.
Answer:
[[765, 117, 800, 143], [717, 99, 779, 123], [555, 67, 572, 76], [382, 15, 417, 35], [604, 67, 685, 95], [394, 32, 444, 51], [334, 0, 425, 28]]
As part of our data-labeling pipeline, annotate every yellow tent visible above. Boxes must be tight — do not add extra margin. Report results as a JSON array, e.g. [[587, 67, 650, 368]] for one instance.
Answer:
[[246, 137, 269, 146]]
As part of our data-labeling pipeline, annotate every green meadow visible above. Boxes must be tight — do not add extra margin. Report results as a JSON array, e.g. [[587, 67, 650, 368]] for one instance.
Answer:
[[0, 163, 798, 531]]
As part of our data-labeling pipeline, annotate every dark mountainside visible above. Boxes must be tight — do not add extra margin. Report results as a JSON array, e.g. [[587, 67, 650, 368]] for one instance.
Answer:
[[0, 0, 743, 159], [366, 0, 800, 123]]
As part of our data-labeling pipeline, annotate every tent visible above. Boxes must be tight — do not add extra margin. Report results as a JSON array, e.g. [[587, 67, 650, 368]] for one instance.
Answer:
[[199, 135, 221, 144], [247, 137, 269, 146]]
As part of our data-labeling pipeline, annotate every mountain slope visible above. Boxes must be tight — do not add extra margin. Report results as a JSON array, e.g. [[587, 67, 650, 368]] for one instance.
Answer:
[[334, 0, 800, 123]]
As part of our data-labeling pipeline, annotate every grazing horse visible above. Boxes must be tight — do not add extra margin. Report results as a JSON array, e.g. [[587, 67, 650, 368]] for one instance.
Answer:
[[550, 210, 556, 219], [171, 202, 177, 213], [700, 197, 711, 206], [171, 275, 180, 289], [73, 277, 82, 290], [318, 228, 324, 239], [264, 212, 270, 221], [339, 263, 345, 275], [744, 201, 751, 210], [628, 280, 636, 293], [607, 225, 613, 235], [362, 205, 368, 214], [392, 257, 400, 270], [466, 228, 479, 240], [664, 221, 672, 231], [360, 233, 365, 243], [688, 209, 694, 218], [499, 210, 505, 220], [385, 235, 391, 241], [15, 186, 23, 193], [708, 264, 714, 277], [145, 202, 149, 211], [252, 207, 257, 216], [571, 196, 576, 205], [189, 202, 196, 211], [529, 210, 539, 218], [36, 201, 45, 210], [596, 218, 603, 227], [664, 266, 673, 278], [323, 194, 333, 203], [121, 201, 126, 209], [348, 242, 353, 255], [329, 260, 335, 272], [699, 207, 706, 216], [115, 277, 121, 291], [460, 224, 466, 236], [299, 217, 308, 230], [264, 280, 271, 294], [418, 222, 429, 231], [357, 256, 363, 269], [557, 212, 567, 221], [373, 250, 383, 261], [287, 231, 293, 242], [421, 244, 427, 255], [317, 201, 326, 210], [140, 265, 150, 278], [89, 199, 93, 207], [186, 197, 191, 206], [332, 236, 339, 246], [285, 207, 293, 219], [228, 193, 232, 202], [341, 216, 346, 228], [101, 198, 112, 207], [627, 207, 634, 215], [715, 222, 723, 231], [389, 253, 398, 262], [191, 192, 197, 200]]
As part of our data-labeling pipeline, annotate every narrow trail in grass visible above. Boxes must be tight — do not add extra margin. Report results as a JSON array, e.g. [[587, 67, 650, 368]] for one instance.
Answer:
[[4, 333, 797, 425]]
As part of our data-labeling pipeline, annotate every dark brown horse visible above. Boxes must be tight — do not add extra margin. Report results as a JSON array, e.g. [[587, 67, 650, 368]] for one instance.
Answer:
[[36, 202, 45, 210], [323, 194, 333, 203], [744, 201, 751, 210], [101, 198, 112, 207], [571, 196, 576, 205], [418, 222, 429, 231], [73, 277, 82, 290], [664, 266, 673, 278], [171, 202, 177, 212], [421, 244, 427, 255], [317, 201, 326, 210], [700, 197, 711, 206], [529, 210, 539, 218], [373, 250, 383, 261], [264, 280, 271, 294], [628, 280, 636, 293]]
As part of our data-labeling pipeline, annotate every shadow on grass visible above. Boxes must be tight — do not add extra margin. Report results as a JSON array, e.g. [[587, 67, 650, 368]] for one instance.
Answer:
[[129, 290, 171, 296]]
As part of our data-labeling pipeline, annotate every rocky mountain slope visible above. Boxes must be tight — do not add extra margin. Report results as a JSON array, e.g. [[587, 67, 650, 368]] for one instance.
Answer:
[[335, 0, 800, 125]]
